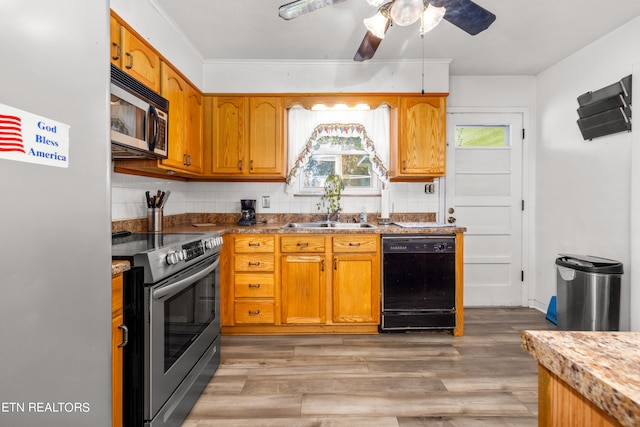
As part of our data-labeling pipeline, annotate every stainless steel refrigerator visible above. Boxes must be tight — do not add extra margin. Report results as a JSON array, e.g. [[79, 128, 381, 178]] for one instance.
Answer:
[[0, 1, 112, 426]]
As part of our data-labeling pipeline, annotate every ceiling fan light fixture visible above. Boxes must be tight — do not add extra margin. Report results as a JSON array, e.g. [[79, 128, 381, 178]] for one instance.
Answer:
[[364, 11, 390, 39], [366, 0, 386, 7], [389, 0, 424, 26], [419, 4, 446, 35]]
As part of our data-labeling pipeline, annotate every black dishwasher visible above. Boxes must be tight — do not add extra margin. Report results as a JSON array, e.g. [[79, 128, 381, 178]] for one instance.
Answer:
[[381, 235, 456, 331]]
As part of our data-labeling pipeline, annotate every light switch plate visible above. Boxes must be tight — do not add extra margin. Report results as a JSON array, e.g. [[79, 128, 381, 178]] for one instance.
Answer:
[[262, 195, 270, 208]]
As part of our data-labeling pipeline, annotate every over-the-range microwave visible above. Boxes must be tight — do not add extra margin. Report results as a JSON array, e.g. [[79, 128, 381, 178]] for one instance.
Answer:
[[110, 64, 168, 159]]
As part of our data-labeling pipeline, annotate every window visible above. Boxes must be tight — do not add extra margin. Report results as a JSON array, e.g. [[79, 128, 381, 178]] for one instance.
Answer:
[[301, 135, 377, 193], [455, 125, 510, 147], [287, 123, 389, 195]]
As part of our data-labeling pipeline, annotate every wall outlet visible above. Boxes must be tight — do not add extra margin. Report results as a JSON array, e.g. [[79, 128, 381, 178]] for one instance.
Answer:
[[262, 195, 270, 208], [425, 183, 435, 194]]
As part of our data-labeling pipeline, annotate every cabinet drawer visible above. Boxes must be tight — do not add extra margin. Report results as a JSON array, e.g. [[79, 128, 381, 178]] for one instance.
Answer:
[[234, 253, 275, 272], [235, 236, 274, 253], [234, 301, 275, 324], [234, 274, 275, 298], [333, 235, 378, 253], [281, 236, 325, 253]]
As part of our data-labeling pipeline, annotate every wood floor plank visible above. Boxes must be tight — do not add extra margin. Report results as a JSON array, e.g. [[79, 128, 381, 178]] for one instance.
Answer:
[[301, 391, 531, 417], [182, 308, 553, 426]]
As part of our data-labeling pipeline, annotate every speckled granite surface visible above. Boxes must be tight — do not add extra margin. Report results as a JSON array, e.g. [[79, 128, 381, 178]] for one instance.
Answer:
[[111, 260, 130, 276], [521, 330, 640, 427], [112, 212, 466, 235]]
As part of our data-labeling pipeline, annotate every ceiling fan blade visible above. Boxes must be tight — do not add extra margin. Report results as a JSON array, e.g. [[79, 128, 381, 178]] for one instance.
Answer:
[[278, 0, 349, 20], [429, 0, 496, 35], [353, 30, 384, 62]]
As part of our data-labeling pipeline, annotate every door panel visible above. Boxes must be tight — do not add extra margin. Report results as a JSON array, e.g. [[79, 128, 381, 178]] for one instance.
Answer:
[[446, 113, 523, 306]]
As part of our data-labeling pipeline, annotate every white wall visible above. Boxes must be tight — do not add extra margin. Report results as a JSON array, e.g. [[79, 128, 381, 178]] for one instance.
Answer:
[[535, 16, 640, 330]]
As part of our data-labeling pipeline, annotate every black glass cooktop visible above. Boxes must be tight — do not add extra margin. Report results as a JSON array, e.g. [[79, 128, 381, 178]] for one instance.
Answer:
[[111, 232, 206, 257]]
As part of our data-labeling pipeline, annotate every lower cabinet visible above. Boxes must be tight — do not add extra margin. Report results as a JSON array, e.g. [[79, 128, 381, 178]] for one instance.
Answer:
[[232, 235, 276, 325], [222, 233, 380, 334], [111, 273, 124, 427], [332, 235, 379, 323]]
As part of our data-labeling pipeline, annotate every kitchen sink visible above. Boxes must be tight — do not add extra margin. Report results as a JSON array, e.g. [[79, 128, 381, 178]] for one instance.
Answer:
[[282, 222, 377, 230]]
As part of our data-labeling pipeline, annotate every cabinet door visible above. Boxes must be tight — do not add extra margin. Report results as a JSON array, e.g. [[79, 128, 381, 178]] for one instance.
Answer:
[[333, 254, 379, 323], [212, 97, 245, 175], [110, 16, 122, 68], [184, 84, 203, 173], [249, 97, 284, 177], [397, 96, 446, 176], [281, 255, 326, 324], [111, 274, 124, 427], [160, 64, 188, 171], [121, 27, 161, 92]]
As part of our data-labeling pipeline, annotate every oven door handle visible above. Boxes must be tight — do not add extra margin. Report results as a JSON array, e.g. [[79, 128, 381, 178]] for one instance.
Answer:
[[152, 257, 220, 300]]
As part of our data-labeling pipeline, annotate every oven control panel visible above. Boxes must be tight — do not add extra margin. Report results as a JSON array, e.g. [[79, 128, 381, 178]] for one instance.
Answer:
[[165, 236, 223, 265]]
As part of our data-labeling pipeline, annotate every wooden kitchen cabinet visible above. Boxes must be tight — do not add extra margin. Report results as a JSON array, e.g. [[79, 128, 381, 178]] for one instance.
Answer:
[[332, 235, 380, 323], [111, 273, 124, 427], [232, 235, 276, 325], [206, 96, 285, 179], [391, 95, 447, 178], [280, 236, 327, 324], [222, 233, 380, 335], [159, 62, 203, 174], [110, 14, 161, 92]]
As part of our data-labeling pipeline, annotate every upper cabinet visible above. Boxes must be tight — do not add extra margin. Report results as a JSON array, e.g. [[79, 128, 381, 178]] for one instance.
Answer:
[[159, 63, 203, 174], [391, 96, 447, 179], [110, 14, 161, 93], [206, 96, 285, 179]]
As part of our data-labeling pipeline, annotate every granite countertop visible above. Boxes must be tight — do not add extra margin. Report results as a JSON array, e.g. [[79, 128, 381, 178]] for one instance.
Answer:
[[161, 222, 466, 235], [112, 213, 466, 235], [521, 330, 640, 427], [112, 260, 130, 276]]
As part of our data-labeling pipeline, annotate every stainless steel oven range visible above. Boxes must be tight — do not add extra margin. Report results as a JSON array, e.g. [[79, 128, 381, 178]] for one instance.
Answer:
[[112, 231, 223, 427]]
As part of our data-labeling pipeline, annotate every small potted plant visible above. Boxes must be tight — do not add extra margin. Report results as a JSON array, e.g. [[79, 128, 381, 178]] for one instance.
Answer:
[[317, 173, 344, 222]]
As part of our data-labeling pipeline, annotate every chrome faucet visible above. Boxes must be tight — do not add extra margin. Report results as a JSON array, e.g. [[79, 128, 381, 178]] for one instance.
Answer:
[[326, 208, 341, 223]]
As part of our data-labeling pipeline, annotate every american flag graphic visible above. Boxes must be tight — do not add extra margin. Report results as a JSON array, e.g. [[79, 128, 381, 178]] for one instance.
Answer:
[[0, 114, 25, 153]]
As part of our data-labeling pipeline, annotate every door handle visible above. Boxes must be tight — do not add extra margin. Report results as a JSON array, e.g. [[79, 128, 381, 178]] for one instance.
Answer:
[[448, 216, 456, 224], [118, 324, 128, 348]]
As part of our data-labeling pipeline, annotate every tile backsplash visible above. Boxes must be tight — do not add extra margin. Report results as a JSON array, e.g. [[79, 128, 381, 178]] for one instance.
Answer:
[[111, 170, 441, 221]]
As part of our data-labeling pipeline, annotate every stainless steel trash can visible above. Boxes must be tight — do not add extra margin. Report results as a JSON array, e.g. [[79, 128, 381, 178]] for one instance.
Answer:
[[556, 254, 623, 331]]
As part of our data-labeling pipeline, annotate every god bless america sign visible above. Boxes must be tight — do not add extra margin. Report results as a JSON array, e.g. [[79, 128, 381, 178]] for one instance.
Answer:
[[0, 102, 69, 168]]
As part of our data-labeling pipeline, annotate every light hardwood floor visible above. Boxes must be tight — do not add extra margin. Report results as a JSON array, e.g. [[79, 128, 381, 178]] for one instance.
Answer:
[[183, 308, 555, 427]]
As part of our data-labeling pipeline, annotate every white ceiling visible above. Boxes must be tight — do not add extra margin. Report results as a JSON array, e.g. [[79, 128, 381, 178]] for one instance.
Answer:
[[153, 0, 640, 75]]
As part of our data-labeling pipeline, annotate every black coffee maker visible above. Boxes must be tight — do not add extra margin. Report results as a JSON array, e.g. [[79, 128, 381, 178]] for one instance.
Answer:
[[238, 199, 256, 226]]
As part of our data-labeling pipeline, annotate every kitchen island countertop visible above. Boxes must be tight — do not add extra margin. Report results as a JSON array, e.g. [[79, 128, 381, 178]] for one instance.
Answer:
[[521, 330, 640, 427]]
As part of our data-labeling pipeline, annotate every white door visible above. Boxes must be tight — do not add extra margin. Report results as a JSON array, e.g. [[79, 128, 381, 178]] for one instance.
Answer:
[[445, 113, 524, 306]]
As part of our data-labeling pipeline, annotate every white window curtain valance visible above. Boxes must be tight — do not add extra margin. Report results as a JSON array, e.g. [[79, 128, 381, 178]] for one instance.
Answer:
[[286, 104, 390, 193]]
